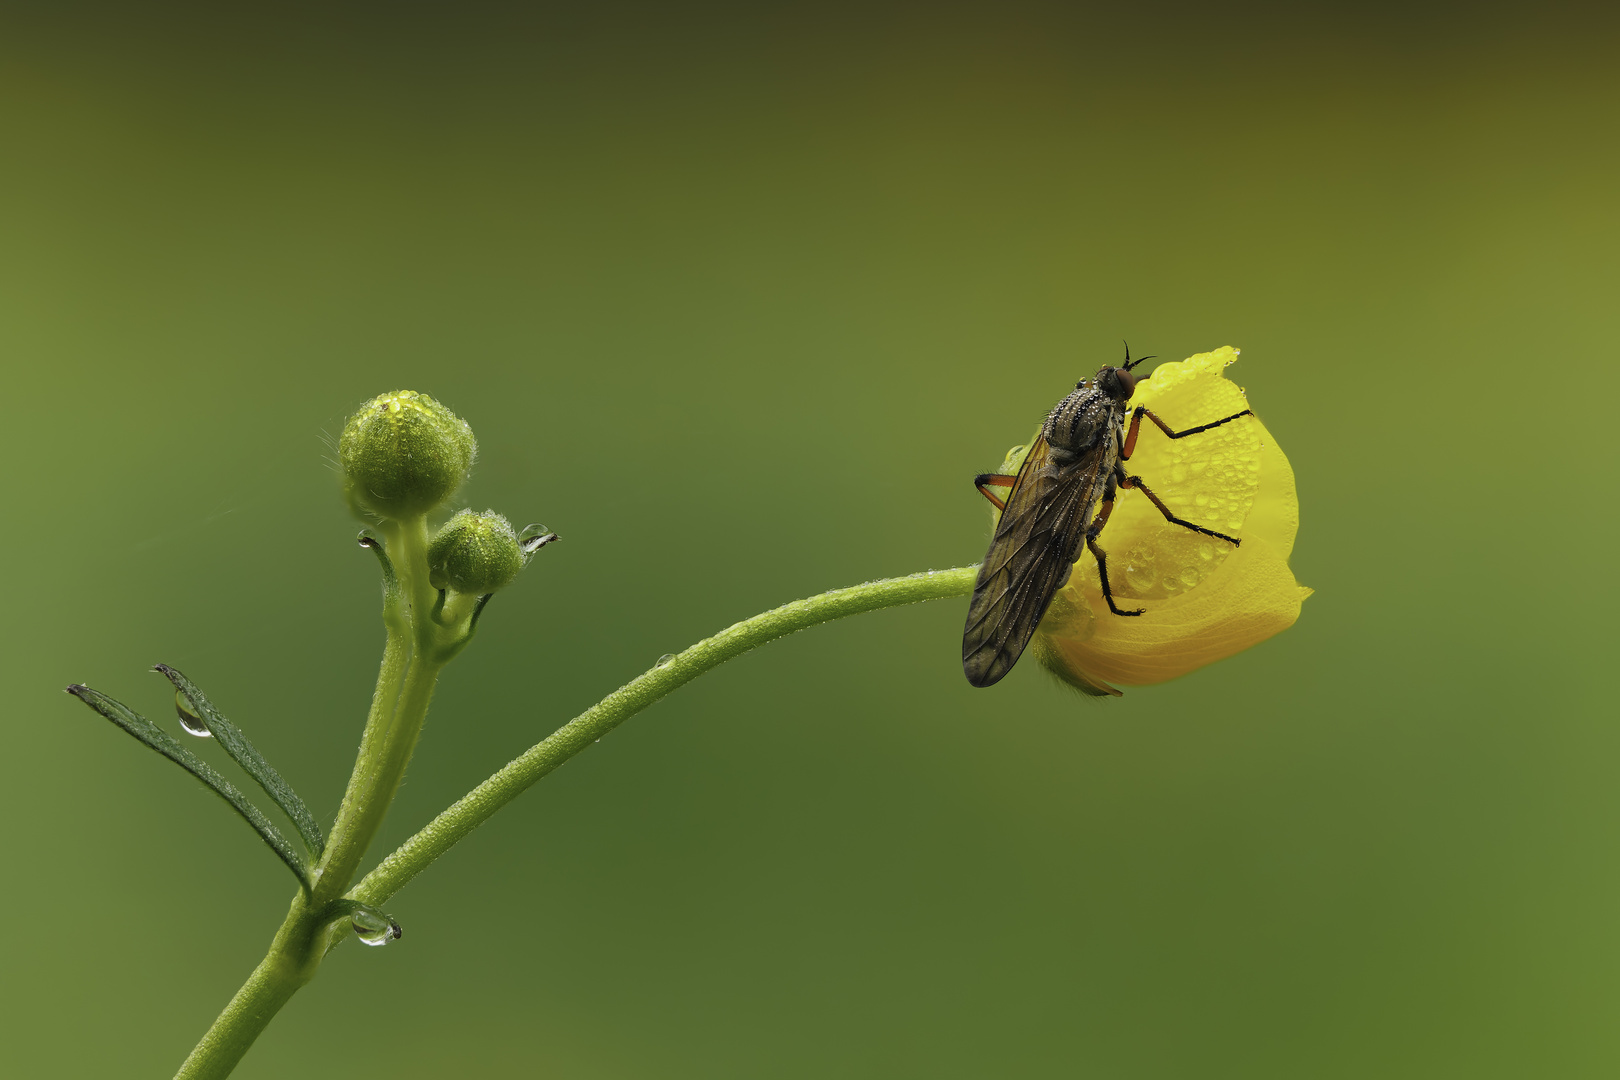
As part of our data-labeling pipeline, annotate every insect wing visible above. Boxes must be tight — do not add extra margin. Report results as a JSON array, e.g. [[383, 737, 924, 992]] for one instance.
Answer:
[[962, 437, 1108, 687]]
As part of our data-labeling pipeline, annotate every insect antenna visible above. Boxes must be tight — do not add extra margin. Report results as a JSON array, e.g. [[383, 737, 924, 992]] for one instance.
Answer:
[[1121, 341, 1155, 371]]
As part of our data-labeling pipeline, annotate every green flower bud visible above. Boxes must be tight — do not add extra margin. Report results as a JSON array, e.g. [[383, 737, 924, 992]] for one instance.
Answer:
[[340, 391, 476, 521], [428, 510, 523, 594]]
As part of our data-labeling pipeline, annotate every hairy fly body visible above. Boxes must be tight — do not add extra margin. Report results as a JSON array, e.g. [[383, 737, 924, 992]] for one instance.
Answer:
[[961, 348, 1255, 689]]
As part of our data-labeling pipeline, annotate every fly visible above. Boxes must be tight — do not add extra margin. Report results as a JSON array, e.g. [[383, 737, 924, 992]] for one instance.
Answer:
[[962, 345, 1254, 688]]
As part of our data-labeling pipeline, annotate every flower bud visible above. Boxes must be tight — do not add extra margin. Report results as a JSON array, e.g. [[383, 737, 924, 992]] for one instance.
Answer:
[[427, 510, 523, 594], [340, 391, 476, 521]]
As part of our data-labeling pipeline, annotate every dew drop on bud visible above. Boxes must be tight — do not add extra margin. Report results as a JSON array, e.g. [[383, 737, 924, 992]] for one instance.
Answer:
[[655, 654, 676, 668], [175, 691, 211, 738], [351, 908, 403, 947]]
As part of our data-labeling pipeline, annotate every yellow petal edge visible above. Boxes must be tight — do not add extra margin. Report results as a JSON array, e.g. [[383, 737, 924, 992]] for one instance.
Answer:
[[1015, 347, 1311, 695]]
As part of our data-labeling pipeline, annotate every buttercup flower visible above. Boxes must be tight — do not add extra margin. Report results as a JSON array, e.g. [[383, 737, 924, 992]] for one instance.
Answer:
[[1003, 347, 1311, 696]]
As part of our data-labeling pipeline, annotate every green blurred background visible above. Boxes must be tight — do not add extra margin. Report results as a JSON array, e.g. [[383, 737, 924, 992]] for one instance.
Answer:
[[4, 2, 1616, 1076]]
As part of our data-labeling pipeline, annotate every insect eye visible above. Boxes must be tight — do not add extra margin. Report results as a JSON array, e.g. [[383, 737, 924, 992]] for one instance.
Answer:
[[1107, 367, 1137, 398]]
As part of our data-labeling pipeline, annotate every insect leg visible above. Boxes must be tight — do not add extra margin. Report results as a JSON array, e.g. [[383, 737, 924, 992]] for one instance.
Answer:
[[1122, 406, 1252, 460], [973, 473, 1018, 511], [1085, 492, 1145, 617], [1122, 475, 1242, 546]]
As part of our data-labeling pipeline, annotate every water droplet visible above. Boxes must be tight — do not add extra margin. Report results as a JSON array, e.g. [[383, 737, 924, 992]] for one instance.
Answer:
[[1194, 493, 1210, 506], [175, 691, 211, 738], [1125, 560, 1158, 592], [357, 528, 381, 550], [1178, 566, 1202, 588], [1199, 543, 1215, 561], [351, 908, 402, 947], [655, 653, 676, 668], [519, 523, 559, 556], [1171, 464, 1188, 482]]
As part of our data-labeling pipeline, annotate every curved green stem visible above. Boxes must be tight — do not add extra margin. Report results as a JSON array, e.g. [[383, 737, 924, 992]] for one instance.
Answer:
[[173, 894, 324, 1080], [175, 564, 976, 1079], [313, 515, 432, 904], [350, 565, 976, 908]]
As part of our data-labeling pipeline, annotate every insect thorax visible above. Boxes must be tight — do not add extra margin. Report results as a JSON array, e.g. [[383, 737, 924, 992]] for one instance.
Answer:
[[1042, 386, 1124, 460]]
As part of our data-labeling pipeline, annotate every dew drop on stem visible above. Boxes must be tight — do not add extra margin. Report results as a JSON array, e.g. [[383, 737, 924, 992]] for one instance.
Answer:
[[351, 908, 402, 947]]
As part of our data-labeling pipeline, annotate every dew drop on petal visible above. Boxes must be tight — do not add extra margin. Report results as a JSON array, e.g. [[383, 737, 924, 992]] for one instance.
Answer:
[[1125, 559, 1158, 593], [175, 691, 211, 738]]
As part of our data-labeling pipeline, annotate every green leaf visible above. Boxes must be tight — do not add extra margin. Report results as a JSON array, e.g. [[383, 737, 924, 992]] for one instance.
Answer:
[[65, 683, 313, 892], [154, 664, 326, 858]]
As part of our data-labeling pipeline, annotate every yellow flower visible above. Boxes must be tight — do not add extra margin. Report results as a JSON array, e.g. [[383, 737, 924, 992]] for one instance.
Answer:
[[1006, 347, 1311, 696]]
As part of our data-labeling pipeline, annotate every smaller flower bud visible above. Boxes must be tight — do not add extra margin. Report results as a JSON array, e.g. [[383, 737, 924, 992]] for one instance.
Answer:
[[340, 391, 477, 521], [428, 510, 523, 595]]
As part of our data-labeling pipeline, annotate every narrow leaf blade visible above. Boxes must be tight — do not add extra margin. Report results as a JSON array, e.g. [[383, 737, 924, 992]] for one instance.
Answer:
[[66, 684, 312, 891], [155, 664, 326, 857]]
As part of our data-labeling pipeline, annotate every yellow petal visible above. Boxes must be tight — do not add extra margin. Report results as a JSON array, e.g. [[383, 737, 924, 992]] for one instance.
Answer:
[[1029, 347, 1310, 692]]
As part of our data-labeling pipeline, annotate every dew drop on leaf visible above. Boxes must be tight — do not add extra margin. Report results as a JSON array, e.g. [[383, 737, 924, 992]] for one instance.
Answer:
[[519, 523, 559, 556], [175, 691, 211, 738]]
